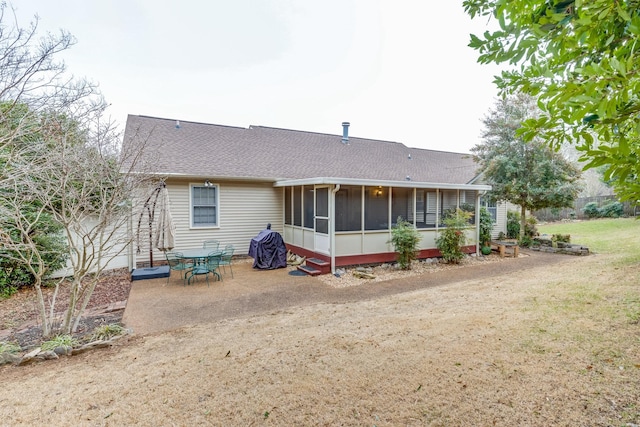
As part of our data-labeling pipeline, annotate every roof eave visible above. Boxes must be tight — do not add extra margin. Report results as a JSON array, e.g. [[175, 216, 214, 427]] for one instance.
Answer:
[[144, 172, 279, 183], [273, 177, 492, 191]]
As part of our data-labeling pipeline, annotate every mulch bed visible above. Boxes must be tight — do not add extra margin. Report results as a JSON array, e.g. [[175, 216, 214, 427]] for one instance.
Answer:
[[0, 270, 132, 349]]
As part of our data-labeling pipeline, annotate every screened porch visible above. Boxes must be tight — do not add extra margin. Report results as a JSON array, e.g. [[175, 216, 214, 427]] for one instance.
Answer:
[[278, 179, 491, 268]]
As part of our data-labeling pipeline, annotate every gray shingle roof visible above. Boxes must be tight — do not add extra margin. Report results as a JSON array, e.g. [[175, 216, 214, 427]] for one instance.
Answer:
[[124, 115, 479, 185]]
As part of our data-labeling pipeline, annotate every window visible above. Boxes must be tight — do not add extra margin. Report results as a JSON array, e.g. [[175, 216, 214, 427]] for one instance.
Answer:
[[481, 196, 497, 222], [191, 184, 218, 227], [335, 185, 362, 231]]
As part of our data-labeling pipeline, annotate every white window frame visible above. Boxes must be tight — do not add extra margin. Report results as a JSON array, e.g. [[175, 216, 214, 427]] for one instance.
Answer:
[[189, 183, 219, 228], [481, 196, 498, 223]]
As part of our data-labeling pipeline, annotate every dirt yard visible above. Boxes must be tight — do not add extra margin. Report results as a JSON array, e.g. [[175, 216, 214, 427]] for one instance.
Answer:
[[1, 252, 638, 426]]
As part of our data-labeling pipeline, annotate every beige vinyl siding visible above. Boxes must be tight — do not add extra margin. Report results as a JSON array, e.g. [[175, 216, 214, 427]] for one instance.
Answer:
[[492, 202, 508, 239], [135, 180, 282, 266]]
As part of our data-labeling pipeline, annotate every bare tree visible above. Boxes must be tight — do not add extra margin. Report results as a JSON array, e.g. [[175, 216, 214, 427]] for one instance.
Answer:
[[0, 4, 155, 336], [0, 4, 96, 150], [23, 107, 155, 334]]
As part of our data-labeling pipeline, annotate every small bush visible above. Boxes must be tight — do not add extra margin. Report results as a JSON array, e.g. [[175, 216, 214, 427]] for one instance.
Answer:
[[436, 209, 472, 264], [552, 234, 571, 243], [519, 235, 533, 247], [525, 215, 538, 238], [0, 341, 21, 354], [479, 207, 494, 246], [41, 335, 77, 352], [600, 201, 623, 218], [91, 324, 126, 341], [506, 211, 520, 239], [389, 217, 421, 270], [583, 201, 600, 218], [582, 200, 624, 218]]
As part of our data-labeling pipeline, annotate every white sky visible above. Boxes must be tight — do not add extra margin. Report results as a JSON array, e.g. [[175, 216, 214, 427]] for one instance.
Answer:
[[16, 0, 502, 153]]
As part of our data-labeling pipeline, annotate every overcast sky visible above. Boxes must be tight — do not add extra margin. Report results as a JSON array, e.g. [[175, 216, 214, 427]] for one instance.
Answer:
[[16, 1, 502, 153]]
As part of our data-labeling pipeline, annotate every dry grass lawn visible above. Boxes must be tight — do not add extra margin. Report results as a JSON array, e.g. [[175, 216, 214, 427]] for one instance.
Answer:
[[1, 219, 639, 426]]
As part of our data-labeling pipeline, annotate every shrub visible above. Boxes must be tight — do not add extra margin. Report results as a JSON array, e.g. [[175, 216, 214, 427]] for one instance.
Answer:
[[389, 217, 421, 270], [600, 201, 623, 218], [41, 334, 77, 351], [552, 234, 571, 243], [583, 202, 600, 218], [479, 207, 494, 246], [91, 324, 126, 341], [0, 341, 21, 355], [506, 211, 520, 239], [525, 215, 538, 238], [582, 200, 624, 218], [519, 235, 533, 247], [0, 214, 68, 298], [436, 209, 472, 264]]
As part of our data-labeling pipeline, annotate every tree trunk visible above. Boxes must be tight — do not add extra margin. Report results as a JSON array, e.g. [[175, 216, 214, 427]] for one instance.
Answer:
[[520, 204, 527, 240], [71, 278, 99, 333], [62, 278, 81, 334], [34, 283, 50, 338]]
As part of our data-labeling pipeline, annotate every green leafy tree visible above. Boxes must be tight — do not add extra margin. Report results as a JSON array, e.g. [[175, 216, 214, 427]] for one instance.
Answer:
[[472, 94, 582, 238], [464, 0, 640, 203], [389, 217, 421, 270]]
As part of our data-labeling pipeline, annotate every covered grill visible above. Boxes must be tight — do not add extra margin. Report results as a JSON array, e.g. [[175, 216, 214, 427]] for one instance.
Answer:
[[248, 224, 287, 270]]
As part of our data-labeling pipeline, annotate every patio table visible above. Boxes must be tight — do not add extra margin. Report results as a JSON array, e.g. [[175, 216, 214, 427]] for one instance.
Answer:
[[179, 249, 223, 284]]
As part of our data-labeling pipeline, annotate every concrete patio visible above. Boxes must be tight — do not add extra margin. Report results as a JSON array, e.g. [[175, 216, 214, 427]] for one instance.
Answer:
[[121, 251, 564, 337]]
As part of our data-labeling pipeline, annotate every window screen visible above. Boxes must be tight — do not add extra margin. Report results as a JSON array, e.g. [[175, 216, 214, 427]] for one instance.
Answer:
[[335, 185, 362, 231]]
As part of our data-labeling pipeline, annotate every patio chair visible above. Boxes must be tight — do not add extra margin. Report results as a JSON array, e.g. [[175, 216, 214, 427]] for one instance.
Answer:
[[185, 251, 223, 286], [220, 244, 235, 278], [203, 240, 220, 251], [165, 251, 192, 285], [205, 251, 223, 285]]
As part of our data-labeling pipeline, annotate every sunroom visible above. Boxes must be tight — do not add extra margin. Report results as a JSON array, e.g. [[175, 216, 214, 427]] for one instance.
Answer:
[[275, 177, 492, 273]]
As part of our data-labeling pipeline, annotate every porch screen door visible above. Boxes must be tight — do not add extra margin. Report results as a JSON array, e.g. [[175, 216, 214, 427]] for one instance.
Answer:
[[314, 186, 330, 255]]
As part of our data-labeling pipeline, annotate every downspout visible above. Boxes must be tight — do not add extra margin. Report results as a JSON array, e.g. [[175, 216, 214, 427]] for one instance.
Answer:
[[126, 199, 135, 272], [331, 184, 340, 274]]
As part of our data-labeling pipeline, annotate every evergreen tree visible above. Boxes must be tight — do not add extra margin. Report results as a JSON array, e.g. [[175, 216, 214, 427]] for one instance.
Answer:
[[472, 94, 582, 239]]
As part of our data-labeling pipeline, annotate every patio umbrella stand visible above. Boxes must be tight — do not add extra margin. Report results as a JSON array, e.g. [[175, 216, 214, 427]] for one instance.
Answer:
[[132, 181, 174, 281]]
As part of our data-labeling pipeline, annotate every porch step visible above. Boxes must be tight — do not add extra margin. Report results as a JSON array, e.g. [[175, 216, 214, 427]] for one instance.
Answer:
[[306, 258, 331, 275], [297, 264, 322, 276]]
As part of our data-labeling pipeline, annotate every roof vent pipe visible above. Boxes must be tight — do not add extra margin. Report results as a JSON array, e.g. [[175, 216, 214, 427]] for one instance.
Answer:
[[341, 122, 350, 144]]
